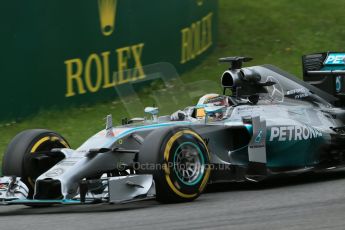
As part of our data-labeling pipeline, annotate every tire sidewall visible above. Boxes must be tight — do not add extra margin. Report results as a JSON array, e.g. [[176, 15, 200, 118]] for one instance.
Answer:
[[2, 129, 70, 195], [139, 126, 211, 202]]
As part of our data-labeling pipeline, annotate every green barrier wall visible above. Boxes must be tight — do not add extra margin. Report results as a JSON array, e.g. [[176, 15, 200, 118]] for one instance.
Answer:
[[0, 0, 218, 120]]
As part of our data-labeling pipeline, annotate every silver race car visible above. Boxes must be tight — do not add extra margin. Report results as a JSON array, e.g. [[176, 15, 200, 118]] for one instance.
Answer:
[[2, 52, 345, 206]]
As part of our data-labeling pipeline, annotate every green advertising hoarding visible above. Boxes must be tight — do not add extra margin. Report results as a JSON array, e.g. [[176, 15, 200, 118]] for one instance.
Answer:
[[0, 0, 218, 120]]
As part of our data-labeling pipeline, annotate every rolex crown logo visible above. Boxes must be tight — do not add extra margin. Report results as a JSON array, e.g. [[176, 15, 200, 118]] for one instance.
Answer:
[[98, 0, 117, 36]]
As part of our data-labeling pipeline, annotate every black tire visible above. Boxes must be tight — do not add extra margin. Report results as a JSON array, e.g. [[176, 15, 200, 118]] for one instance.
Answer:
[[2, 129, 70, 197], [138, 126, 211, 203]]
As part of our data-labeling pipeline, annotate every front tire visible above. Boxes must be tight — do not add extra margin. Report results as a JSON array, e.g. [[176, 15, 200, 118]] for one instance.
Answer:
[[138, 126, 211, 203], [2, 129, 70, 197]]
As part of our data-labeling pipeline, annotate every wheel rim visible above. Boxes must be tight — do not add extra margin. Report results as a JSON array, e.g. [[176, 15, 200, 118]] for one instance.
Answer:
[[173, 142, 205, 186]]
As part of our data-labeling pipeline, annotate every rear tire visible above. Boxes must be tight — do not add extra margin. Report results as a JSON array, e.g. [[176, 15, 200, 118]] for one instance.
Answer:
[[138, 126, 211, 203], [2, 129, 70, 197]]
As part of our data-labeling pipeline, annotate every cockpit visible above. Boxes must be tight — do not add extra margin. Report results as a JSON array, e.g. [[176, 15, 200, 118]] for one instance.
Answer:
[[182, 62, 333, 122]]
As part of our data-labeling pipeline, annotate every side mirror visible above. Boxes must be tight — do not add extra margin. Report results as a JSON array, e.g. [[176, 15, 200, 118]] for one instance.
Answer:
[[144, 107, 159, 115], [144, 107, 159, 122]]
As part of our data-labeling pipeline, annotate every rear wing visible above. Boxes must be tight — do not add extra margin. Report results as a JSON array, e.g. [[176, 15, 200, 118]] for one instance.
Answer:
[[303, 52, 345, 105]]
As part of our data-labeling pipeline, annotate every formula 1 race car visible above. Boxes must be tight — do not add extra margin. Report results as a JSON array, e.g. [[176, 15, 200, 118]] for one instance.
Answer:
[[2, 52, 345, 206]]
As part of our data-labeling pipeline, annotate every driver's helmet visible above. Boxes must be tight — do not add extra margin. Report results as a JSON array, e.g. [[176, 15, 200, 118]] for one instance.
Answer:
[[195, 94, 229, 119]]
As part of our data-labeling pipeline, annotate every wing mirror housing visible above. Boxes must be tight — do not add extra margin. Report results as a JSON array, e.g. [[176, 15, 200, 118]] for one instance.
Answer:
[[144, 107, 159, 122]]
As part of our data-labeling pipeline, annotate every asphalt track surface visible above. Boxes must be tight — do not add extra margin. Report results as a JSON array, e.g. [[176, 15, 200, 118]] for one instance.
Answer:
[[1, 171, 345, 230]]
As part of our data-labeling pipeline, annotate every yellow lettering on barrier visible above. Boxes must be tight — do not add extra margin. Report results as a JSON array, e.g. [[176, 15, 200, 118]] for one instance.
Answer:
[[205, 12, 213, 50], [85, 53, 102, 93], [180, 12, 213, 64], [181, 27, 190, 64], [102, 51, 115, 88], [193, 21, 201, 56], [200, 14, 208, 53], [64, 43, 145, 97], [65, 58, 86, 97], [116, 46, 131, 84], [131, 43, 145, 80]]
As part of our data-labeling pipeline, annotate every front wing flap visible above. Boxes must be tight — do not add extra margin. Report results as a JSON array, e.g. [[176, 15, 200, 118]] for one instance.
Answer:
[[0, 175, 156, 206]]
